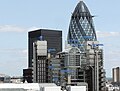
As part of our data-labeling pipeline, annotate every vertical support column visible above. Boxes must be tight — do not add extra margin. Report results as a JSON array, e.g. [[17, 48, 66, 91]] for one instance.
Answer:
[[94, 49, 99, 91]]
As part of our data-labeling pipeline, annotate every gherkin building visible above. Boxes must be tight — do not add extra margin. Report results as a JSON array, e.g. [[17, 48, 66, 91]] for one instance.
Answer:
[[67, 1, 97, 51]]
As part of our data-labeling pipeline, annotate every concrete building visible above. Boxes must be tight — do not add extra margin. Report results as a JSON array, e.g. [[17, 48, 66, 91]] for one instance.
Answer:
[[11, 76, 23, 83], [112, 67, 120, 82], [32, 40, 49, 83], [106, 83, 120, 91], [0, 74, 11, 83]]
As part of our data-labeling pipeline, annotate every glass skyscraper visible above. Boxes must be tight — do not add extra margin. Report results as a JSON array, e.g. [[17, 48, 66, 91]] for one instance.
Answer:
[[28, 29, 62, 67], [67, 1, 97, 51]]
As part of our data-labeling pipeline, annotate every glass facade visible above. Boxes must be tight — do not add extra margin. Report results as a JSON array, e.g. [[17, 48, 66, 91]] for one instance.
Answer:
[[28, 29, 62, 67], [67, 1, 97, 52]]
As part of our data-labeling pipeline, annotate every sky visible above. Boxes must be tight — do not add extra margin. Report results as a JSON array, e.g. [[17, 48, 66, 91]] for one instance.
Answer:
[[0, 0, 120, 77]]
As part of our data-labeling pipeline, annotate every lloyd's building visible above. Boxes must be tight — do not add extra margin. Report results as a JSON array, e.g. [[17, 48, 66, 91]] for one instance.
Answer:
[[49, 1, 106, 91], [66, 1, 106, 91]]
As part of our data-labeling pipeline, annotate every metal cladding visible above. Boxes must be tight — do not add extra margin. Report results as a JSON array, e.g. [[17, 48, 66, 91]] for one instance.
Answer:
[[67, 1, 97, 51]]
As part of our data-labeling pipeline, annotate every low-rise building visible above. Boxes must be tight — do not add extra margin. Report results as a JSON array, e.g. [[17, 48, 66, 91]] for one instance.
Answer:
[[0, 83, 87, 91], [0, 74, 11, 83]]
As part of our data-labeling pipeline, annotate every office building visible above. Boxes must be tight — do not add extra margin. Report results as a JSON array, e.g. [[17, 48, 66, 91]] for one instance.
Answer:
[[84, 41, 106, 91], [24, 1, 106, 91], [112, 67, 120, 82], [11, 76, 23, 83], [23, 29, 62, 83], [32, 40, 49, 83], [49, 55, 61, 84], [65, 1, 105, 91], [50, 41, 106, 91], [23, 68, 32, 83], [0, 74, 11, 83], [67, 1, 97, 52], [49, 47, 81, 85], [106, 83, 120, 91], [28, 29, 62, 67]]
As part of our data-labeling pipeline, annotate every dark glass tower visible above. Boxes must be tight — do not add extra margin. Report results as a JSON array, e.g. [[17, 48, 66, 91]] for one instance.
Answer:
[[67, 1, 97, 51], [28, 29, 62, 67]]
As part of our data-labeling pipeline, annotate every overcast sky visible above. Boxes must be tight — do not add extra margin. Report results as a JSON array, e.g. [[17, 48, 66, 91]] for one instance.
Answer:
[[0, 0, 120, 77]]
